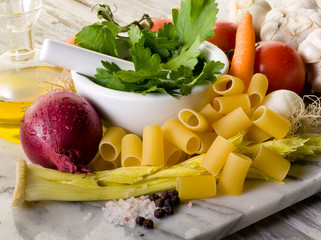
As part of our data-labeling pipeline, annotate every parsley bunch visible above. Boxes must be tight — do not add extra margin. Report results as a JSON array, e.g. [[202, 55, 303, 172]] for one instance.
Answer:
[[75, 0, 224, 98]]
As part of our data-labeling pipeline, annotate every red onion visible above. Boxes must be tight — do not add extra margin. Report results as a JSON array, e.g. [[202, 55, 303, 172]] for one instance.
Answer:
[[20, 90, 102, 173]]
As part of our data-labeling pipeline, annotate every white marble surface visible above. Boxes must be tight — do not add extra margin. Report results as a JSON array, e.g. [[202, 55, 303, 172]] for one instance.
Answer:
[[1, 0, 321, 239], [1, 136, 321, 240]]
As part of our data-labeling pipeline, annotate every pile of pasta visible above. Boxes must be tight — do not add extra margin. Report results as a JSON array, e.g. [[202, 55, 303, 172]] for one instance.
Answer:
[[91, 73, 291, 199]]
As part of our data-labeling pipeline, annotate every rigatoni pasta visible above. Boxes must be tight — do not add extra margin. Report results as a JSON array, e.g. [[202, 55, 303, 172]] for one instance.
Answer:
[[99, 127, 127, 161], [121, 134, 142, 167], [93, 155, 120, 171], [212, 107, 252, 139], [246, 125, 272, 143], [247, 73, 269, 110], [176, 175, 216, 200], [213, 94, 251, 115], [178, 108, 209, 133], [199, 103, 223, 128], [252, 106, 290, 139], [162, 118, 200, 155], [164, 139, 183, 167], [213, 74, 244, 95], [142, 125, 164, 166], [196, 131, 217, 154], [252, 145, 290, 182], [218, 153, 252, 195], [200, 135, 234, 176]]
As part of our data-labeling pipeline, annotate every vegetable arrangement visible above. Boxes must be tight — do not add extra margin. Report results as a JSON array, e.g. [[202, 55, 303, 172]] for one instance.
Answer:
[[227, 0, 321, 93], [12, 0, 321, 218], [74, 1, 224, 98]]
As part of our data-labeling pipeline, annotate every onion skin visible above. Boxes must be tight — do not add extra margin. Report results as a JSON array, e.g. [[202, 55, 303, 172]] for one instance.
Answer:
[[20, 90, 102, 173]]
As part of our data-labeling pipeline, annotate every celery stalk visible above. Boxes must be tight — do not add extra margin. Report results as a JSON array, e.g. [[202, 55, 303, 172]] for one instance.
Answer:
[[12, 154, 275, 207]]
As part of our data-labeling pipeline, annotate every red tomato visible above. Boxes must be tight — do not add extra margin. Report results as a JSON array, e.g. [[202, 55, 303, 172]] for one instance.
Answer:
[[207, 20, 238, 52], [65, 34, 76, 45], [254, 40, 306, 94], [149, 18, 173, 32]]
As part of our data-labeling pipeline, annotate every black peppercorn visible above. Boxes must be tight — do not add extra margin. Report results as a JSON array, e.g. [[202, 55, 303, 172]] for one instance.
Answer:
[[154, 208, 166, 219], [160, 191, 170, 200], [148, 193, 160, 202], [171, 195, 180, 206], [155, 198, 164, 208], [164, 206, 174, 215], [168, 189, 178, 197], [135, 216, 145, 226], [164, 198, 173, 207], [143, 219, 154, 229]]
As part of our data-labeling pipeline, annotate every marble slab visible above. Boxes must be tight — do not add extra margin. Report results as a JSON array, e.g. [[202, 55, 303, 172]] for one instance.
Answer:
[[1, 137, 321, 240]]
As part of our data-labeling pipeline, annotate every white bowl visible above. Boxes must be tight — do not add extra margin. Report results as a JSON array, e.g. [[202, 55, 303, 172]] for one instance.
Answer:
[[72, 42, 229, 136]]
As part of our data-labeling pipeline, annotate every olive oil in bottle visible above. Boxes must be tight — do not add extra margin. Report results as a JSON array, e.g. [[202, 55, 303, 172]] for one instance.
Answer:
[[0, 0, 63, 143], [0, 66, 62, 143]]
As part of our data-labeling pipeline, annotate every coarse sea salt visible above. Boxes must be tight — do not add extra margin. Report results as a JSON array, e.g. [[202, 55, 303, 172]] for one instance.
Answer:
[[102, 196, 156, 228]]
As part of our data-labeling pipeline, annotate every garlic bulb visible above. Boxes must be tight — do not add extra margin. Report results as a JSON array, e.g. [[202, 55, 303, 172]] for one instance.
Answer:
[[260, 6, 321, 50], [298, 29, 321, 92], [276, 0, 321, 11], [228, 0, 271, 40]]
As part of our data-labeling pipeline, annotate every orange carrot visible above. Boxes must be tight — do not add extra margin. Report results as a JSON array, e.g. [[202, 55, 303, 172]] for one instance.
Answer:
[[228, 12, 255, 92]]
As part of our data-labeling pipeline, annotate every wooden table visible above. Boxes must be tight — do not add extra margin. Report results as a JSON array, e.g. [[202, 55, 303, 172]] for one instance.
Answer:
[[1, 0, 320, 239]]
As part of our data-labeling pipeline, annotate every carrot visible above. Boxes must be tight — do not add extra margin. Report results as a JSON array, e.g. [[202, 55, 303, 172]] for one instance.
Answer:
[[228, 12, 255, 92], [64, 34, 76, 45]]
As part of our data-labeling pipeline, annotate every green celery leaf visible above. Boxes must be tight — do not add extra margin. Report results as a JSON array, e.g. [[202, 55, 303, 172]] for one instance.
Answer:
[[173, 0, 218, 50], [101, 61, 121, 73], [158, 22, 179, 41], [94, 68, 127, 91], [165, 36, 201, 71], [188, 60, 224, 86], [128, 25, 144, 45], [75, 21, 122, 56], [129, 43, 163, 72], [143, 30, 180, 60]]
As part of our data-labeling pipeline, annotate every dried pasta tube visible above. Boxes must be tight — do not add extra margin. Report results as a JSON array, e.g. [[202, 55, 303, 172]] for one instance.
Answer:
[[252, 145, 291, 182], [93, 155, 120, 171], [121, 134, 142, 167], [162, 118, 200, 155], [176, 152, 188, 164], [247, 73, 269, 109], [252, 106, 290, 139], [178, 108, 209, 133], [213, 74, 244, 95], [99, 127, 127, 161], [196, 131, 217, 154], [218, 153, 252, 195], [199, 103, 223, 130], [246, 125, 272, 143], [164, 139, 182, 167], [176, 175, 216, 200], [200, 135, 234, 176], [142, 125, 164, 166], [212, 107, 252, 139], [213, 94, 251, 115]]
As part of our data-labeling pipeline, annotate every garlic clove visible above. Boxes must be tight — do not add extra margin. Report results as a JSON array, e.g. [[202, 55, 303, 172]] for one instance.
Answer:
[[298, 28, 321, 63]]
